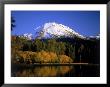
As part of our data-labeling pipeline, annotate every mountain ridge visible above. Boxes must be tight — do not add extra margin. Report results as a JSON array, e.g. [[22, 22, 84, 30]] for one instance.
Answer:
[[19, 22, 100, 40], [35, 22, 86, 39]]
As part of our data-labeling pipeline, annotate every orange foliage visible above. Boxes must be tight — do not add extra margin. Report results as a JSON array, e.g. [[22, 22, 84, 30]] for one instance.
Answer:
[[58, 55, 73, 63], [13, 50, 73, 64]]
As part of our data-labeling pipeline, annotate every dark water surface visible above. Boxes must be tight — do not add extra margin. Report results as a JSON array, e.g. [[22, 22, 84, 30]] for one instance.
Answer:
[[11, 64, 100, 77]]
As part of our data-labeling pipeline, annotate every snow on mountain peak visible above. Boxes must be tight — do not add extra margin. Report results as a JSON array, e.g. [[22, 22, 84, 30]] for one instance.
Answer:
[[19, 33, 33, 40], [35, 22, 85, 39], [90, 34, 100, 38]]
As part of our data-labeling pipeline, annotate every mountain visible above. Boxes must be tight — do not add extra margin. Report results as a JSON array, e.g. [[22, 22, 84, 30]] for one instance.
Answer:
[[90, 34, 100, 39], [86, 34, 100, 40], [19, 22, 99, 40], [19, 33, 33, 40], [35, 22, 86, 39]]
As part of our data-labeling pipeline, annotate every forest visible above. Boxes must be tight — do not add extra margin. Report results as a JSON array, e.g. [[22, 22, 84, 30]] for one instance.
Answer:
[[11, 35, 100, 64]]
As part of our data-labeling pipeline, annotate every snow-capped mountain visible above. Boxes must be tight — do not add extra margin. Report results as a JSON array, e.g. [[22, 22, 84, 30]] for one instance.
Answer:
[[87, 34, 100, 40], [19, 33, 32, 40], [18, 22, 99, 40], [35, 22, 86, 39]]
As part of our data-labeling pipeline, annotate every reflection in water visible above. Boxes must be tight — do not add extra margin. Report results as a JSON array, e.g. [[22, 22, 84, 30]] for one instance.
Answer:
[[14, 66, 74, 77], [12, 65, 100, 77]]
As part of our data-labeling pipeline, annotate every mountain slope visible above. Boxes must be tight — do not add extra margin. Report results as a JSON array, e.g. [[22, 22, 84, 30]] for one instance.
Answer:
[[35, 22, 86, 39], [20, 22, 99, 40]]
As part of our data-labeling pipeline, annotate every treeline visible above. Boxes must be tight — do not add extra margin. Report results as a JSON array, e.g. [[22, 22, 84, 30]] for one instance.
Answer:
[[11, 36, 74, 64], [11, 35, 100, 64], [13, 51, 73, 64]]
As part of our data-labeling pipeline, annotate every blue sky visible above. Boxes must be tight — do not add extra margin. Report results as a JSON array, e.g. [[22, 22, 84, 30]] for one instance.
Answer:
[[11, 11, 100, 37]]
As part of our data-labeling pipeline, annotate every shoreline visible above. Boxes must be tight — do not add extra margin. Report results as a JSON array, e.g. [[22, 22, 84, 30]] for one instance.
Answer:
[[33, 63, 89, 65], [12, 63, 99, 66]]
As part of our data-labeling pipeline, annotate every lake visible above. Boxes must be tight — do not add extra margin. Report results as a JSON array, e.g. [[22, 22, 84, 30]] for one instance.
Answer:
[[11, 64, 100, 77]]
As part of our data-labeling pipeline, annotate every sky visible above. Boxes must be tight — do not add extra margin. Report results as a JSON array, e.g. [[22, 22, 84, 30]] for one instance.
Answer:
[[11, 11, 100, 37]]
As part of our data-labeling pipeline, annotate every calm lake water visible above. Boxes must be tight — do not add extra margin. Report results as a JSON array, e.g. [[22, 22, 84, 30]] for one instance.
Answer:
[[11, 64, 100, 77]]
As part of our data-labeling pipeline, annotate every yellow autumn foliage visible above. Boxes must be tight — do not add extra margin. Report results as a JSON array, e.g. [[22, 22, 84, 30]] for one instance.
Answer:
[[58, 55, 73, 63], [13, 50, 73, 64]]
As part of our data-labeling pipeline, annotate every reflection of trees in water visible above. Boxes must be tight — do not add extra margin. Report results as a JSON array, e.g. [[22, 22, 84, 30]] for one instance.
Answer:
[[15, 66, 74, 77]]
